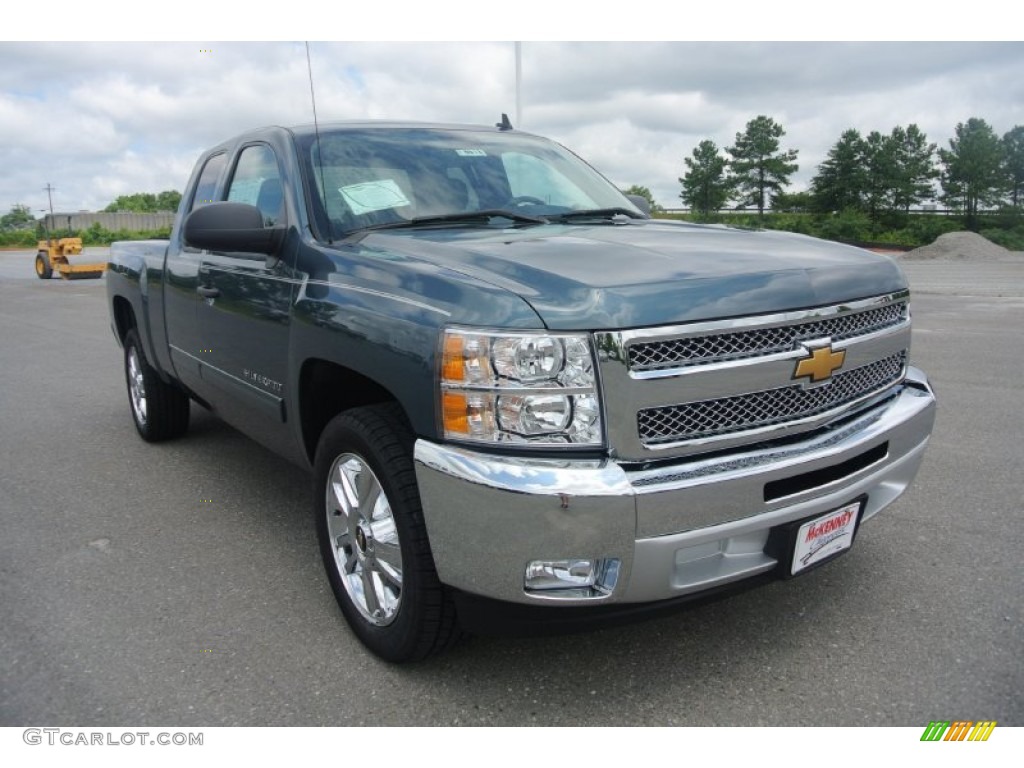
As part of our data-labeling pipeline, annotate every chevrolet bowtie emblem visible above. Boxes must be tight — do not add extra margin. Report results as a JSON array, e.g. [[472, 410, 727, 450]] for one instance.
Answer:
[[794, 343, 846, 383]]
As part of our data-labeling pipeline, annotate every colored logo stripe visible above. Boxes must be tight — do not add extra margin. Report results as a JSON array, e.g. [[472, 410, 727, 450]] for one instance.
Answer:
[[944, 721, 973, 741], [968, 722, 997, 741], [920, 720, 996, 742]]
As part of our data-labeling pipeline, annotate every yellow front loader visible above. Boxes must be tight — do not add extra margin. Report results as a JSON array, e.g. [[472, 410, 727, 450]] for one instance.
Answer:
[[35, 238, 107, 280]]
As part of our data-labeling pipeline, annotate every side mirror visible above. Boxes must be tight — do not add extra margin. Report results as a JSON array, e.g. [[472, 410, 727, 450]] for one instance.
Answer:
[[183, 202, 284, 256], [624, 194, 652, 217]]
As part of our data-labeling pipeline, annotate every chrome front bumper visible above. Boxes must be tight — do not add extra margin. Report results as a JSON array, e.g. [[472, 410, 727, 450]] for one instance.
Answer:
[[414, 367, 936, 607]]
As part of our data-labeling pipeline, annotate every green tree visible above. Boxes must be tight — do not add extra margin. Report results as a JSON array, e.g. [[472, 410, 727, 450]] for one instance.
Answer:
[[771, 191, 812, 212], [1003, 125, 1024, 208], [939, 118, 1007, 230], [726, 115, 798, 222], [104, 190, 182, 213], [810, 129, 869, 213], [156, 190, 183, 212], [679, 139, 732, 219], [1, 203, 36, 230], [104, 192, 156, 212], [858, 125, 939, 225], [862, 130, 895, 222], [889, 124, 938, 214], [621, 185, 662, 213]]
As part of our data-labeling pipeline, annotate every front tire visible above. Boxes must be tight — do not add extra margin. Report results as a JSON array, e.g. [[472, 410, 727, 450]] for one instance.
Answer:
[[314, 404, 459, 662], [35, 253, 52, 279], [123, 328, 190, 441]]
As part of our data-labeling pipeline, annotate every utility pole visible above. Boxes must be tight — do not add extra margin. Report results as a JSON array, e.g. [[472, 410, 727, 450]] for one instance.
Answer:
[[43, 183, 56, 245], [515, 42, 522, 129]]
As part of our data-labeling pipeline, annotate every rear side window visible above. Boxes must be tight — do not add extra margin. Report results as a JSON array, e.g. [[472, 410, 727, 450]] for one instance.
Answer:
[[190, 152, 227, 211]]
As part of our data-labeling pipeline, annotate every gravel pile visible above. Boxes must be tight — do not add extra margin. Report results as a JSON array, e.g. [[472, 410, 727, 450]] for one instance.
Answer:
[[901, 231, 1018, 261]]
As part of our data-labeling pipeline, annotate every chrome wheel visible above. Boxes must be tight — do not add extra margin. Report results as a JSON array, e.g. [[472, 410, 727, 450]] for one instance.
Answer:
[[314, 404, 459, 661], [122, 329, 189, 442], [325, 453, 403, 626], [127, 345, 148, 427]]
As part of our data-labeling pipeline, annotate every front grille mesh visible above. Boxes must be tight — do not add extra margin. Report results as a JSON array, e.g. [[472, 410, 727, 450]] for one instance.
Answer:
[[629, 301, 907, 372], [637, 352, 906, 445]]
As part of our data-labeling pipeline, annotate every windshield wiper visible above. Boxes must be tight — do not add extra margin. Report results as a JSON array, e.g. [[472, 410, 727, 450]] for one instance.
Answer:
[[355, 209, 548, 233], [547, 207, 645, 223]]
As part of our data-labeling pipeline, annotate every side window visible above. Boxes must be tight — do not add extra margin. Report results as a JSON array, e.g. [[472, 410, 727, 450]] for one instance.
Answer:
[[190, 152, 227, 212], [227, 145, 284, 226]]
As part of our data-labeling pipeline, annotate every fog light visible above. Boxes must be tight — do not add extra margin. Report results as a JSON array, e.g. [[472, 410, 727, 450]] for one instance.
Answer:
[[524, 558, 620, 598]]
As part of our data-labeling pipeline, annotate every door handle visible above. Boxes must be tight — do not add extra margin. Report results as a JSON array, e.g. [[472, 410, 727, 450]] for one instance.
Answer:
[[197, 285, 220, 298]]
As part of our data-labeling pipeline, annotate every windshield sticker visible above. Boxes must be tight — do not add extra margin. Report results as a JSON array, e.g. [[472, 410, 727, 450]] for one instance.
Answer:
[[227, 178, 264, 206], [455, 149, 487, 157], [339, 180, 411, 214]]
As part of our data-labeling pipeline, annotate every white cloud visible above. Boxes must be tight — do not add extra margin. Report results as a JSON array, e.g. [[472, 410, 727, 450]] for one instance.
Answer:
[[1, 41, 1021, 214]]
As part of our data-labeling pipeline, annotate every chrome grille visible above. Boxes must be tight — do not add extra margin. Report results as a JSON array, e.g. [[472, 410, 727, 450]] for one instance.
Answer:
[[628, 301, 908, 372], [637, 352, 906, 445]]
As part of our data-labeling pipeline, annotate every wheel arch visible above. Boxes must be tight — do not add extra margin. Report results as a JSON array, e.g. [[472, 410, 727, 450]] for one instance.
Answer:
[[111, 295, 136, 345], [298, 358, 412, 465]]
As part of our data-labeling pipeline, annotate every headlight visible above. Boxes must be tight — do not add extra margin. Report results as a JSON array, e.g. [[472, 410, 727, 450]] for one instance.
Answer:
[[439, 329, 603, 447]]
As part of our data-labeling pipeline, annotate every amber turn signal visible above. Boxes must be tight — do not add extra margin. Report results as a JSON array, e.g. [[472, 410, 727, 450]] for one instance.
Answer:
[[442, 392, 469, 435], [442, 333, 465, 382]]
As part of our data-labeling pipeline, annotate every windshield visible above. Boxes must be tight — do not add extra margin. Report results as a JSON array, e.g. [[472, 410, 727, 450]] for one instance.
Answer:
[[295, 126, 641, 238]]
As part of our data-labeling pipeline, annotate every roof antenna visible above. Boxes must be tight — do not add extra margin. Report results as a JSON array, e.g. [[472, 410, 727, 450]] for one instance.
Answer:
[[306, 41, 334, 243], [496, 113, 513, 131]]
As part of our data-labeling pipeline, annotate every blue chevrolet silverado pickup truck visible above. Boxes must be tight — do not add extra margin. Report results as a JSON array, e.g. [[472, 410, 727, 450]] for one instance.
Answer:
[[106, 121, 936, 661]]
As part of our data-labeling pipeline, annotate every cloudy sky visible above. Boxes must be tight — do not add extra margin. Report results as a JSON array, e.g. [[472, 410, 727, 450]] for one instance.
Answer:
[[2, 32, 1022, 216]]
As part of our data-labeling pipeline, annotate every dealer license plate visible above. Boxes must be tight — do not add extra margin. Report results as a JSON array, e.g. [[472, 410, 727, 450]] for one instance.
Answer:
[[791, 501, 861, 576]]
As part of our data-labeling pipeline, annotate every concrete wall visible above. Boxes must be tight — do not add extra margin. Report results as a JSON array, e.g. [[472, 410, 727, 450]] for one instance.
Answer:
[[43, 212, 175, 232]]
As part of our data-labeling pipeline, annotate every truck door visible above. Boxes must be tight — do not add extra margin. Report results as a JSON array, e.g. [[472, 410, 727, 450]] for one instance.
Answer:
[[195, 143, 299, 452], [165, 151, 227, 394]]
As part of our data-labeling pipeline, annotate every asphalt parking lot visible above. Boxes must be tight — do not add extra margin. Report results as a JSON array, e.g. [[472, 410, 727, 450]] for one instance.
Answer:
[[0, 247, 1021, 726]]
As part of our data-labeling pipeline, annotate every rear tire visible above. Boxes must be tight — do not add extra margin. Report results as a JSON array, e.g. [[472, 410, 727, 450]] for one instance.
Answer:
[[314, 403, 459, 662], [35, 253, 52, 279], [123, 328, 189, 441]]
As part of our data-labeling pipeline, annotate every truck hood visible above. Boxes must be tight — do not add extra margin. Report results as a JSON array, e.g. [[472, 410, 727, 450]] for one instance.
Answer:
[[363, 220, 907, 330]]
